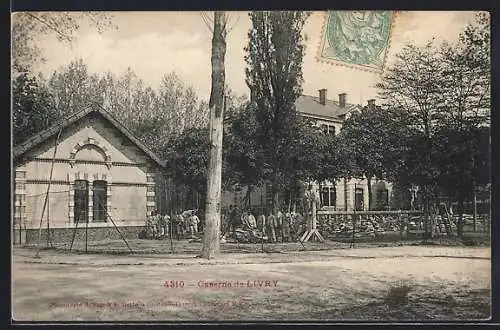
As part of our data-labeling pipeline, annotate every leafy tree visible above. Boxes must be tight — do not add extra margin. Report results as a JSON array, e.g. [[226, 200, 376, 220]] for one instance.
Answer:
[[225, 102, 267, 188], [47, 58, 94, 112], [376, 13, 490, 237], [376, 41, 447, 236], [12, 12, 114, 73], [338, 103, 408, 210], [12, 73, 58, 145], [165, 127, 210, 203], [157, 72, 208, 137], [435, 13, 491, 236], [245, 11, 310, 214], [285, 117, 332, 210], [43, 60, 208, 160]]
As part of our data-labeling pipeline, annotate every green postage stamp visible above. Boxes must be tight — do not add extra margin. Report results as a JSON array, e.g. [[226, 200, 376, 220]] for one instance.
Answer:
[[317, 11, 395, 72]]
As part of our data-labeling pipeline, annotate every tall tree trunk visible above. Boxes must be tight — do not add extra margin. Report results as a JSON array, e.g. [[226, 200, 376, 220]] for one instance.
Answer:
[[288, 190, 292, 214], [344, 178, 348, 211], [186, 185, 192, 210], [473, 188, 477, 232], [200, 11, 227, 259], [367, 177, 372, 211], [423, 185, 430, 239], [272, 182, 280, 216], [472, 153, 477, 232], [249, 185, 252, 210], [457, 191, 465, 238], [318, 181, 323, 207]]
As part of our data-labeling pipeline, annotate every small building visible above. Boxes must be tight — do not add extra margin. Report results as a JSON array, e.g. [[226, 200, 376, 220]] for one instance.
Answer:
[[13, 105, 166, 245]]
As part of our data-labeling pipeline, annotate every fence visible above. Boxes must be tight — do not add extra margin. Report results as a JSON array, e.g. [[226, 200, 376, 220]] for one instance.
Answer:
[[17, 204, 490, 254], [317, 210, 490, 242], [15, 190, 71, 246]]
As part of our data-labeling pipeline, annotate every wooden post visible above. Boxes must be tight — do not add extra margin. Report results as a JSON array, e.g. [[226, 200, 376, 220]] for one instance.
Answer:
[[299, 183, 324, 243], [473, 189, 477, 232], [35, 117, 64, 257], [351, 184, 357, 248], [46, 191, 50, 247], [85, 210, 88, 254]]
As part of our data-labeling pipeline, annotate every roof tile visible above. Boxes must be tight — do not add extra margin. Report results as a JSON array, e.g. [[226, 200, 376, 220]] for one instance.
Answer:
[[296, 94, 361, 120]]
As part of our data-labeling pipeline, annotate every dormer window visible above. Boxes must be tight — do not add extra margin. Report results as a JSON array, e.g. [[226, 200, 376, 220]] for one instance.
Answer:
[[321, 124, 336, 135]]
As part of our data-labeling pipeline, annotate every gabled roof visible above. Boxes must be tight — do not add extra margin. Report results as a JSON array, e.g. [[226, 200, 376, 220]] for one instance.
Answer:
[[295, 94, 362, 121], [13, 103, 166, 168]]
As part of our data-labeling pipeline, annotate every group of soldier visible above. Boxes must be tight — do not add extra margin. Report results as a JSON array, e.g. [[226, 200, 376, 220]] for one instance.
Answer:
[[143, 205, 307, 243], [143, 209, 200, 240], [223, 205, 306, 243]]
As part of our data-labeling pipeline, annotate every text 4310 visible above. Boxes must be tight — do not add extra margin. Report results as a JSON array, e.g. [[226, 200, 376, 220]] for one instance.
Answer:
[[164, 280, 185, 288]]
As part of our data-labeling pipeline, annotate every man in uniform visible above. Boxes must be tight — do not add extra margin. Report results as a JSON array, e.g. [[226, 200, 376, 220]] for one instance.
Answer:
[[293, 212, 305, 241], [187, 210, 199, 238], [163, 212, 171, 238], [191, 210, 200, 234], [282, 212, 291, 242], [247, 210, 257, 229], [257, 210, 266, 234], [175, 210, 185, 240], [233, 206, 242, 232], [276, 210, 283, 242], [267, 212, 277, 243], [227, 205, 234, 233], [156, 211, 166, 239], [147, 210, 158, 239]]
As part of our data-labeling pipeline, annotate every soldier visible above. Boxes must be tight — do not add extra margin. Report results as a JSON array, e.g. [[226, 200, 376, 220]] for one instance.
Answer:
[[156, 211, 166, 239], [149, 210, 158, 239], [163, 212, 171, 238], [247, 210, 257, 229], [175, 210, 185, 240], [293, 212, 305, 241], [227, 205, 234, 233], [220, 211, 230, 239], [191, 210, 200, 234], [282, 212, 291, 242], [276, 210, 283, 242], [145, 211, 154, 239], [241, 210, 250, 229], [267, 212, 277, 243], [233, 206, 242, 231], [257, 210, 266, 234]]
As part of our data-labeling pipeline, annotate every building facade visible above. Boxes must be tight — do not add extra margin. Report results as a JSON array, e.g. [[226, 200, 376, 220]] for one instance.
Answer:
[[13, 106, 165, 245], [222, 90, 393, 213]]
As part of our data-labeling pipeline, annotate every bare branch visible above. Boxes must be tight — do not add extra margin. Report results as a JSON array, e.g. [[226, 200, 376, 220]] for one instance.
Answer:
[[200, 12, 214, 33], [24, 12, 74, 43], [226, 13, 240, 34]]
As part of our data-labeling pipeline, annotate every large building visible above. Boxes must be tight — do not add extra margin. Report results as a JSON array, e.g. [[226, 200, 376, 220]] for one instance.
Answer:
[[222, 89, 393, 213], [12, 105, 166, 245]]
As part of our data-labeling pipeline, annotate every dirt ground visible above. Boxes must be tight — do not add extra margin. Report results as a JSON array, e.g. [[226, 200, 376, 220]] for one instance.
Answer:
[[12, 244, 490, 322]]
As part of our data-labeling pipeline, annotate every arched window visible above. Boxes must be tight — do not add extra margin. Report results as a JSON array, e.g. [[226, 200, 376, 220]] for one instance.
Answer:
[[93, 180, 107, 222], [74, 180, 89, 223]]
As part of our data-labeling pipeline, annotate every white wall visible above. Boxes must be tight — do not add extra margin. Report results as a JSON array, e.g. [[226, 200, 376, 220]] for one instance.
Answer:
[[16, 115, 158, 229]]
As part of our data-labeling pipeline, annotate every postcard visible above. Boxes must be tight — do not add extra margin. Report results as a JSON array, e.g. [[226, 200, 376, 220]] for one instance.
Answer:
[[12, 10, 491, 323]]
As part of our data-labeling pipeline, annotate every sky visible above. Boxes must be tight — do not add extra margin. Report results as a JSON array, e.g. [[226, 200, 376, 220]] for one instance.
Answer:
[[30, 11, 480, 106]]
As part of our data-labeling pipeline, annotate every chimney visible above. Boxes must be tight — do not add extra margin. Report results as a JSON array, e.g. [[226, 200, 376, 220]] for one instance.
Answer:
[[318, 89, 327, 105], [367, 99, 376, 106], [338, 93, 346, 108]]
